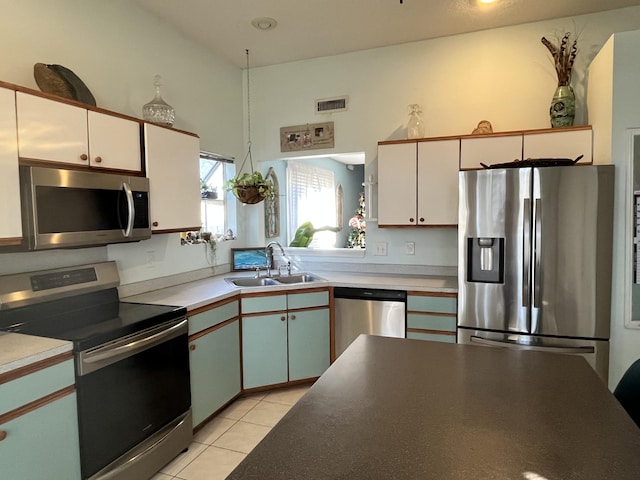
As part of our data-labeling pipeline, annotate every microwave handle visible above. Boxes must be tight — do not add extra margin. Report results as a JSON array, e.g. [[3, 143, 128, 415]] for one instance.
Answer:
[[122, 182, 135, 237]]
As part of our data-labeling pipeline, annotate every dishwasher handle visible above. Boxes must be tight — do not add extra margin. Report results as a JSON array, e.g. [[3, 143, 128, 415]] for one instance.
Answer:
[[333, 287, 407, 302]]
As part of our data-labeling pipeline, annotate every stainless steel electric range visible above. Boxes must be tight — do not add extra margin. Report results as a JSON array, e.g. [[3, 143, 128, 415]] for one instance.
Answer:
[[0, 262, 192, 480]]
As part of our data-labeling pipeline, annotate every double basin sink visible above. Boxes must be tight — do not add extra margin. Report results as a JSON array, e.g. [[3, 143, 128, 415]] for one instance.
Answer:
[[226, 273, 325, 288]]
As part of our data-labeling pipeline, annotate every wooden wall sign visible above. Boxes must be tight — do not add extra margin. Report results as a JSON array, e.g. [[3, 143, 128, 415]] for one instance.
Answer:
[[280, 121, 334, 152]]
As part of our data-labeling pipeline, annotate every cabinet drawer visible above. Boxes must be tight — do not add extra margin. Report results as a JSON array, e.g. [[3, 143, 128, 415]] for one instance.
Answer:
[[407, 331, 456, 343], [407, 313, 456, 332], [288, 291, 329, 310], [189, 300, 239, 335], [242, 295, 287, 314], [0, 359, 75, 416], [407, 295, 456, 314]]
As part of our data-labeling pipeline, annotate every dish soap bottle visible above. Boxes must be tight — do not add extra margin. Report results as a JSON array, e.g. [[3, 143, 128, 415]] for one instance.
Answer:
[[407, 104, 425, 139]]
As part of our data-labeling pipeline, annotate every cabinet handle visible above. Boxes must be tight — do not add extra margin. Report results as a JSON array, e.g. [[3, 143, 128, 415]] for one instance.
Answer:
[[419, 217, 425, 223], [280, 316, 286, 322], [409, 217, 415, 223], [290, 314, 296, 320], [189, 344, 196, 351], [0, 430, 7, 441], [152, 221, 159, 227], [94, 156, 103, 163], [80, 153, 88, 161]]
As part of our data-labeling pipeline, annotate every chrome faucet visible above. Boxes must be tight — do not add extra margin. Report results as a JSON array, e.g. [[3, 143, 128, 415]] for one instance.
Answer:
[[265, 241, 286, 277]]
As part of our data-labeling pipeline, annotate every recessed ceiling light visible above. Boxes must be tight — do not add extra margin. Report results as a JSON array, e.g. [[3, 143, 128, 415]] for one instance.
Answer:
[[251, 17, 278, 31], [478, 0, 497, 4]]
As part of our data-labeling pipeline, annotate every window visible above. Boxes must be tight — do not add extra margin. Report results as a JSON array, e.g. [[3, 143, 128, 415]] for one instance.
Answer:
[[200, 151, 236, 236], [286, 160, 337, 248]]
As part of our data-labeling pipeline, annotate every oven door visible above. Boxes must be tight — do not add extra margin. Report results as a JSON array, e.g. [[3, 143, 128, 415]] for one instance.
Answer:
[[76, 317, 191, 479]]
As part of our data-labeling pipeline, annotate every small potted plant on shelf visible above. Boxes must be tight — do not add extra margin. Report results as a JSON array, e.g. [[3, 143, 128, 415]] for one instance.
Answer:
[[200, 179, 218, 199], [224, 171, 276, 205]]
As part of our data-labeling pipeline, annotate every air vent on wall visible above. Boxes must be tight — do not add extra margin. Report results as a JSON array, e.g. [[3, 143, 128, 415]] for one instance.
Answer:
[[315, 96, 348, 114]]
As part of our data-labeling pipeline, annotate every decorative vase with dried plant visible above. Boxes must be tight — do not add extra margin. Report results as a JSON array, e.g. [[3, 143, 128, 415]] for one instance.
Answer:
[[541, 32, 577, 128]]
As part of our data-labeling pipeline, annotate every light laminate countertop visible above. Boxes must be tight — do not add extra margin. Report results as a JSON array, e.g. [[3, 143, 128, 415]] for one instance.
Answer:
[[0, 332, 72, 376], [122, 271, 457, 310]]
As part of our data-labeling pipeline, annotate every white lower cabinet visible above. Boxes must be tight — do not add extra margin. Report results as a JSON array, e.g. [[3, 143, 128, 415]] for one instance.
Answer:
[[0, 357, 81, 479]]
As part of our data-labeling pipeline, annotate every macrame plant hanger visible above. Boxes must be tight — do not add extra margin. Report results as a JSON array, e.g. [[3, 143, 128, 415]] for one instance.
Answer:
[[231, 48, 267, 205]]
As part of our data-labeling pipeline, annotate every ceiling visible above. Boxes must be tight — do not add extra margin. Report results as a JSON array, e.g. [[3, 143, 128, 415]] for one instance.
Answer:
[[134, 0, 640, 68]]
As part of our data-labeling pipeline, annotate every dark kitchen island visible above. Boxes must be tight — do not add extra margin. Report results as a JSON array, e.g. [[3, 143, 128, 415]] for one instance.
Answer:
[[227, 335, 640, 479]]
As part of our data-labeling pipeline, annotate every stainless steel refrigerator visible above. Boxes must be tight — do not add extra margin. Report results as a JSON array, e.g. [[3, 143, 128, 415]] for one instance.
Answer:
[[457, 165, 615, 382]]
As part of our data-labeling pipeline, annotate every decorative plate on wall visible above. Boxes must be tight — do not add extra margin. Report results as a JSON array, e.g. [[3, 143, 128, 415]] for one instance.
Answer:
[[33, 63, 96, 106]]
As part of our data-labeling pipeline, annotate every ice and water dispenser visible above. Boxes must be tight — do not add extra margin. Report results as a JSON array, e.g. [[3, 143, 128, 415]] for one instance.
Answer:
[[466, 237, 504, 283]]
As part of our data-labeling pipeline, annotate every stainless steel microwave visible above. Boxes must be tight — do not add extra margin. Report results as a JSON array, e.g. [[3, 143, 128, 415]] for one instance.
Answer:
[[18, 165, 151, 250]]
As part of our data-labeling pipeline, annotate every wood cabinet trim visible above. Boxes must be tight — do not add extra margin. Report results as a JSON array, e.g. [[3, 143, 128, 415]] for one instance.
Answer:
[[240, 286, 330, 300], [18, 158, 145, 176], [0, 237, 22, 246], [407, 291, 457, 299], [189, 316, 239, 342], [1, 79, 199, 138], [241, 304, 328, 318], [0, 352, 73, 386], [0, 385, 75, 426], [189, 296, 240, 317], [407, 327, 457, 336], [378, 125, 592, 146], [407, 310, 457, 318]]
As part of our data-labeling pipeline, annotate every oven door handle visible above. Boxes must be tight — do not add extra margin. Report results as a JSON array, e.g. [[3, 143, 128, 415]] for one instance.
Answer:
[[470, 335, 595, 354], [79, 318, 187, 376]]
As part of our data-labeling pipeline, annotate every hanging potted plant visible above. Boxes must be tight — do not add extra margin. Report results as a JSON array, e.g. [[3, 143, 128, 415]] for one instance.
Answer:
[[225, 171, 276, 205]]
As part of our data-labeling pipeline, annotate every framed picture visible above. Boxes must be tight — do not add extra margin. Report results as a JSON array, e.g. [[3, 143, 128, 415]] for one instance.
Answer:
[[231, 248, 267, 271]]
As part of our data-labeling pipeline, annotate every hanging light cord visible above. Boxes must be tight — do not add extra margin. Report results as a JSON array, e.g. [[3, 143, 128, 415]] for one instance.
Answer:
[[239, 48, 254, 174]]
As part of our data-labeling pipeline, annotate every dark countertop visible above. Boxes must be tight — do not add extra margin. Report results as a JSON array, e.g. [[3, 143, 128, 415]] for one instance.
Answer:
[[228, 335, 640, 479]]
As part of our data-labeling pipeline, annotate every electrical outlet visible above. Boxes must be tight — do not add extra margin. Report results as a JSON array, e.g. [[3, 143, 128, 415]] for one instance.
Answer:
[[405, 241, 415, 255], [374, 241, 388, 256], [146, 250, 156, 268]]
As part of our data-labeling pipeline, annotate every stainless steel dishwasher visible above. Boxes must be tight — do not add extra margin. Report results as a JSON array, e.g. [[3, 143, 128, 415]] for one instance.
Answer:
[[334, 287, 406, 358]]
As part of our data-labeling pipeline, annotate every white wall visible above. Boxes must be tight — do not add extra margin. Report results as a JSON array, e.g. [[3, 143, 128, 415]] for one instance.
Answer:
[[591, 30, 640, 389], [1, 3, 640, 284], [0, 0, 244, 282], [249, 7, 640, 268]]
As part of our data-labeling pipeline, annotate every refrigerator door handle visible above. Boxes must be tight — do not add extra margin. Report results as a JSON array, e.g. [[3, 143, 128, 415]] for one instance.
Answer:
[[522, 198, 531, 307], [470, 335, 595, 354], [533, 198, 542, 308]]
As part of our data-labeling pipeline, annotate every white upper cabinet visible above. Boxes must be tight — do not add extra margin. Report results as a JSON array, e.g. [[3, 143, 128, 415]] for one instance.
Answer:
[[378, 142, 417, 226], [460, 134, 523, 170], [0, 87, 21, 243], [417, 139, 459, 226], [87, 110, 141, 171], [16, 92, 142, 172], [144, 123, 201, 232], [378, 139, 459, 226], [522, 128, 592, 164]]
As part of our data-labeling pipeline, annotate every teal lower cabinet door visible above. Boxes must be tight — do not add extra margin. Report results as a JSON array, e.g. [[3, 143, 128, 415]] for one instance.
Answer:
[[190, 320, 241, 427], [1, 391, 81, 479], [242, 313, 288, 389], [288, 308, 330, 381]]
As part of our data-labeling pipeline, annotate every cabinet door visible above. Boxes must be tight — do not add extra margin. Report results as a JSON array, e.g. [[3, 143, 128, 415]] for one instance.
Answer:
[[242, 313, 288, 389], [88, 111, 142, 171], [0, 392, 81, 480], [144, 123, 201, 232], [460, 134, 523, 170], [16, 92, 88, 166], [378, 142, 417, 225], [417, 139, 459, 225], [190, 320, 241, 427], [0, 87, 21, 243], [288, 308, 330, 381], [523, 128, 592, 164]]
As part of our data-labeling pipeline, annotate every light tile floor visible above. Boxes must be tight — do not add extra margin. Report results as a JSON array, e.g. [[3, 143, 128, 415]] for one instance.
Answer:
[[152, 384, 311, 480]]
